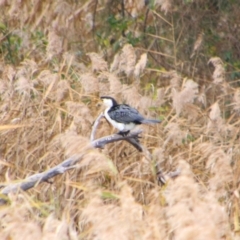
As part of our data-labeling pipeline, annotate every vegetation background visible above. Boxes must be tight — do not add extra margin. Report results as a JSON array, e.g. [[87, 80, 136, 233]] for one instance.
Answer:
[[0, 0, 240, 239]]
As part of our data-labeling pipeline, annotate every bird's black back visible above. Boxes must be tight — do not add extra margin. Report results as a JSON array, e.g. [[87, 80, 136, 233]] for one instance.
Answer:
[[108, 104, 144, 124]]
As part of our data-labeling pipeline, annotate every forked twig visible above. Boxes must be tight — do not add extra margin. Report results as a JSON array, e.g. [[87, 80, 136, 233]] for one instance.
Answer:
[[157, 168, 181, 184]]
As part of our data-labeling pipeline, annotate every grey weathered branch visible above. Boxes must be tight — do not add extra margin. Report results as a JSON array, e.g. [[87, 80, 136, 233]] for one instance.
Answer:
[[90, 112, 104, 141], [91, 130, 143, 152], [0, 125, 143, 204], [0, 154, 83, 204]]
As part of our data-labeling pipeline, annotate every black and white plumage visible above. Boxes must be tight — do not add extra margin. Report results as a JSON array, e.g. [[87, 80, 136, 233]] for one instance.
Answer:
[[101, 96, 161, 135]]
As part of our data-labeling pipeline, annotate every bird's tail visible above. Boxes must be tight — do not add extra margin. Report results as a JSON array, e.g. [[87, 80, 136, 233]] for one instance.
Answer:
[[141, 119, 161, 124]]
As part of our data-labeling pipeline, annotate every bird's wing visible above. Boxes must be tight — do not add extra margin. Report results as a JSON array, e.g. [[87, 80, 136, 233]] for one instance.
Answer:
[[108, 104, 144, 124]]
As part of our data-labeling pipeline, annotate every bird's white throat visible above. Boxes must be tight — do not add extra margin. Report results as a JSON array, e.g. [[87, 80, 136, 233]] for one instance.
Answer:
[[102, 98, 114, 108]]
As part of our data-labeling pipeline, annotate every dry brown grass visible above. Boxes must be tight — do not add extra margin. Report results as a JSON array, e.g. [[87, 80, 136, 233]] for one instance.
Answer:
[[0, 1, 240, 239]]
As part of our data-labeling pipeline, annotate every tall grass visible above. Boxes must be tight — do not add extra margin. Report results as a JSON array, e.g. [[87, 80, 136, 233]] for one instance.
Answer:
[[0, 0, 240, 239]]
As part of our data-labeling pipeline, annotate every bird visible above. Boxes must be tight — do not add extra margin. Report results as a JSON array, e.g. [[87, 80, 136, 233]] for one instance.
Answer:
[[101, 96, 161, 136]]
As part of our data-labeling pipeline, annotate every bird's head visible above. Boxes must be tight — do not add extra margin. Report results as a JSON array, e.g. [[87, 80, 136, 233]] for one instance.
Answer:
[[100, 96, 118, 108]]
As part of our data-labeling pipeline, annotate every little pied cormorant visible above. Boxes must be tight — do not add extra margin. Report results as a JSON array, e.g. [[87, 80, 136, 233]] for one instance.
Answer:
[[101, 96, 161, 135]]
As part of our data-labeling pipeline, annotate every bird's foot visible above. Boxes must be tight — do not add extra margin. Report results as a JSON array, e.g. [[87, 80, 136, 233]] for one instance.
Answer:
[[118, 130, 130, 136]]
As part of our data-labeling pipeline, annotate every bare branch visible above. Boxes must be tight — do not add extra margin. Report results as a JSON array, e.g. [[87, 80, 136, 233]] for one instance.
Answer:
[[92, 130, 143, 152], [0, 128, 179, 204], [0, 128, 144, 204], [90, 112, 104, 141], [0, 154, 83, 204]]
